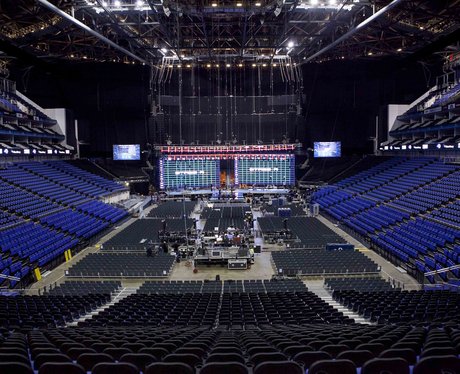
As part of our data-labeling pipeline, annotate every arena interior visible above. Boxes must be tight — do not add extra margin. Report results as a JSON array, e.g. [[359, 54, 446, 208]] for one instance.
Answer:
[[1, 0, 460, 373]]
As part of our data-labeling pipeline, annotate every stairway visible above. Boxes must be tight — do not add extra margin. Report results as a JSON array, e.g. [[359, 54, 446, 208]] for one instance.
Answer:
[[306, 281, 373, 325], [67, 286, 139, 326]]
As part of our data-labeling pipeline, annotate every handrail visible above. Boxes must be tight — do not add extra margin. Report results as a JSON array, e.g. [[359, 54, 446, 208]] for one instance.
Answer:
[[424, 264, 460, 277]]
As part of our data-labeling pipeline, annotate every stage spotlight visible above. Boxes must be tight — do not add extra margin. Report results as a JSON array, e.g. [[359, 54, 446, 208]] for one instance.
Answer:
[[288, 41, 294, 48], [311, 0, 318, 5], [161, 47, 168, 53], [114, 0, 121, 7], [136, 0, 144, 6]]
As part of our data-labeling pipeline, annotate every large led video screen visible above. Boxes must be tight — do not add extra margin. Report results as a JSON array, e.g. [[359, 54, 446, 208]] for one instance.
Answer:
[[160, 158, 220, 189], [313, 142, 341, 158], [113, 144, 141, 160], [235, 155, 295, 186]]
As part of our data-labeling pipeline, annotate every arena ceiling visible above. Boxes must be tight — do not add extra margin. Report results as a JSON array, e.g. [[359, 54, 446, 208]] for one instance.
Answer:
[[0, 0, 459, 67]]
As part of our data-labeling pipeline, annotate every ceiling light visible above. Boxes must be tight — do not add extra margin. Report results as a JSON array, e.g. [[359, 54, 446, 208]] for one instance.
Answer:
[[236, 2, 243, 6], [186, 64, 191, 68], [207, 64, 211, 68], [328, 0, 336, 4], [114, 0, 121, 7], [215, 64, 219, 67], [238, 63, 243, 67], [211, 2, 218, 6], [226, 64, 231, 67], [397, 48, 402, 52], [272, 63, 277, 67], [255, 2, 261, 6], [368, 51, 373, 56], [136, 0, 144, 6], [311, 0, 318, 5], [161, 48, 168, 53], [288, 41, 294, 48], [262, 63, 267, 67], [102, 0, 108, 5]]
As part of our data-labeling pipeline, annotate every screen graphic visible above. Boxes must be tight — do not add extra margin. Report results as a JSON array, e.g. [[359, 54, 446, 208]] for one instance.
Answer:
[[113, 144, 141, 160], [313, 142, 341, 158], [234, 155, 295, 186], [160, 158, 220, 189]]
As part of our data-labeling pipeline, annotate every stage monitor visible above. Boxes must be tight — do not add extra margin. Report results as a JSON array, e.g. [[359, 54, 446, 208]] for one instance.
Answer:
[[113, 144, 141, 160], [235, 155, 295, 186], [159, 157, 220, 189], [313, 142, 341, 158]]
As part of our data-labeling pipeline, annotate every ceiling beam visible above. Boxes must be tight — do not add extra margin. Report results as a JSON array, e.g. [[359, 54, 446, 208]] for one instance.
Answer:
[[36, 0, 148, 64], [300, 0, 405, 64]]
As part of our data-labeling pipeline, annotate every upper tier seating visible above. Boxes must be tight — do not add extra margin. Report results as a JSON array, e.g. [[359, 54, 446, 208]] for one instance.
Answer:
[[272, 249, 379, 276], [67, 253, 176, 277]]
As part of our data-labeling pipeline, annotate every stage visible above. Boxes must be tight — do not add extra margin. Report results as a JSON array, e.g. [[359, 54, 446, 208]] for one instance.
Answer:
[[164, 187, 291, 198]]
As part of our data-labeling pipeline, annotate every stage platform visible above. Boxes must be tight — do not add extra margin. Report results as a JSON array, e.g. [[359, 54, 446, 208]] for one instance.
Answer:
[[164, 187, 291, 198]]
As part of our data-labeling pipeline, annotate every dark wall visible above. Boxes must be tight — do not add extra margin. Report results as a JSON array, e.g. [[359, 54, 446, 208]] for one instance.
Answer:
[[301, 58, 440, 154], [10, 62, 150, 158], [8, 56, 441, 157]]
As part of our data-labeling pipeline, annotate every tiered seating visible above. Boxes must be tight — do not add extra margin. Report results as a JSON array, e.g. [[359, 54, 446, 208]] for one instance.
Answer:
[[328, 196, 376, 221], [67, 253, 175, 277], [2, 324, 460, 374], [345, 205, 410, 236], [325, 277, 396, 292], [45, 281, 121, 296], [0, 164, 85, 205], [390, 170, 460, 213], [429, 199, 460, 226], [272, 250, 379, 276], [0, 220, 78, 274], [372, 218, 460, 266], [0, 294, 111, 329], [74, 200, 128, 223], [45, 160, 126, 194], [39, 210, 109, 239], [148, 201, 196, 218], [82, 291, 352, 328], [0, 179, 63, 219], [334, 289, 460, 325], [138, 279, 308, 295]]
